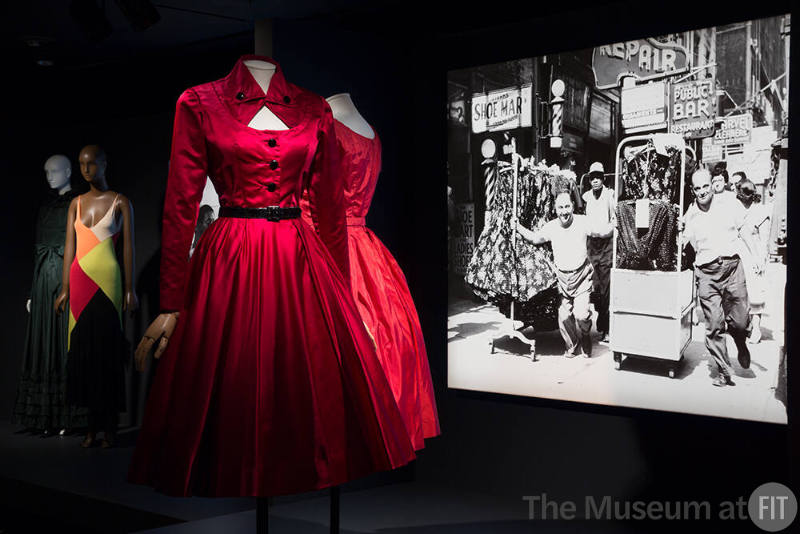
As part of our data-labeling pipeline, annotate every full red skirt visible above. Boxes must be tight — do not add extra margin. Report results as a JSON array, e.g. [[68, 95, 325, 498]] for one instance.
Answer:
[[128, 217, 416, 497], [348, 226, 440, 449]]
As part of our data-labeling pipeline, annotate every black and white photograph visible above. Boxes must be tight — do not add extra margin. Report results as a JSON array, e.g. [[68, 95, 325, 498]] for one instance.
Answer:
[[448, 14, 789, 424]]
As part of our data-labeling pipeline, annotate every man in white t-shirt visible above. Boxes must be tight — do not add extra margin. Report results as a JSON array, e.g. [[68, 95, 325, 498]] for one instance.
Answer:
[[581, 162, 615, 343], [516, 192, 614, 358], [682, 169, 755, 387]]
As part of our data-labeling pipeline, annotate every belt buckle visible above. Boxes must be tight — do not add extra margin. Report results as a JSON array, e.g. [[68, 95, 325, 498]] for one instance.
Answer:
[[265, 206, 280, 222]]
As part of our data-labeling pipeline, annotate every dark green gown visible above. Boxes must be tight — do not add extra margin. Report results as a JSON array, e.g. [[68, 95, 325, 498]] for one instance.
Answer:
[[12, 188, 87, 430]]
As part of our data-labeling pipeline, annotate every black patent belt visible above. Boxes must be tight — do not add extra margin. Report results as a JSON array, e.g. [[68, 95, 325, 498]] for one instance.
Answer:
[[700, 254, 740, 268], [219, 206, 301, 221]]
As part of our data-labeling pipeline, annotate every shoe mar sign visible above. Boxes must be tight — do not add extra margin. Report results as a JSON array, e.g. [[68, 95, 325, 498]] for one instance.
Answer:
[[593, 38, 688, 90], [670, 79, 716, 139], [471, 84, 533, 133]]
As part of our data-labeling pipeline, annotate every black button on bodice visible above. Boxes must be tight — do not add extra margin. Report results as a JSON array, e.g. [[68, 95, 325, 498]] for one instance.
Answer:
[[267, 139, 277, 147], [266, 183, 277, 192], [269, 160, 278, 170], [236, 91, 245, 100], [283, 95, 291, 104]]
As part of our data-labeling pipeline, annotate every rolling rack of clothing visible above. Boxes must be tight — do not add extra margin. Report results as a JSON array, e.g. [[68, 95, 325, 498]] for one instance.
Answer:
[[465, 151, 575, 359], [610, 133, 697, 377]]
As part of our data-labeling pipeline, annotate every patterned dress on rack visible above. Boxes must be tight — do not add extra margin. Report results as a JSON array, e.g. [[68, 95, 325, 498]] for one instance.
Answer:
[[615, 200, 679, 271], [619, 146, 683, 205], [465, 162, 556, 303]]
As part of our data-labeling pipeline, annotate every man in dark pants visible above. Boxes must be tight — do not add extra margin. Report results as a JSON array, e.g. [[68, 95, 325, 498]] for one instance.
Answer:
[[682, 169, 755, 387], [581, 162, 615, 343]]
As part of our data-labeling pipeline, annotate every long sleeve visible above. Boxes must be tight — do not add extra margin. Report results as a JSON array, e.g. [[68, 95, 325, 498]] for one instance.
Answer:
[[306, 105, 350, 284], [160, 89, 208, 311]]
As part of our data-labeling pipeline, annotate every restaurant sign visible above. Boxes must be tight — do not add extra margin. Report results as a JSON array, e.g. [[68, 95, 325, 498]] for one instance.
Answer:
[[593, 38, 688, 90], [471, 84, 533, 134], [670, 79, 715, 139], [713, 113, 753, 145]]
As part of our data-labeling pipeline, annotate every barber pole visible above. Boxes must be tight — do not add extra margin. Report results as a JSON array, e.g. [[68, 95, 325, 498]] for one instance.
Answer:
[[550, 79, 565, 148], [483, 161, 496, 211]]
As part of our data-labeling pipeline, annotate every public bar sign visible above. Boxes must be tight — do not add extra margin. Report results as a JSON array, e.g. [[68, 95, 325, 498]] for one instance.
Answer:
[[621, 82, 667, 132], [471, 84, 533, 133], [670, 79, 715, 139], [713, 113, 753, 145], [593, 38, 688, 90]]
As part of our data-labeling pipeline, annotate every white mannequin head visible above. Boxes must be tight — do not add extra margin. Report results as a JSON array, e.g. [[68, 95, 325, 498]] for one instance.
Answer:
[[44, 154, 72, 194]]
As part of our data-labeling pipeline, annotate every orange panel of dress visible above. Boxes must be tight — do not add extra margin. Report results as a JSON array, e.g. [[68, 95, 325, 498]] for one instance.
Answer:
[[66, 195, 126, 416], [304, 122, 440, 450], [128, 56, 416, 497]]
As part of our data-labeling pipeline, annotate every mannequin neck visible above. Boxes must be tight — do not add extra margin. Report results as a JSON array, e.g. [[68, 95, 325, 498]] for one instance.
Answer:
[[243, 59, 276, 95], [57, 183, 72, 195], [326, 93, 374, 139]]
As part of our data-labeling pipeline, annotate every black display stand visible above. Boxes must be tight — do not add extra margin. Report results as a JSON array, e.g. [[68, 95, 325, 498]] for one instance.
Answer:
[[256, 487, 340, 533], [256, 497, 269, 534]]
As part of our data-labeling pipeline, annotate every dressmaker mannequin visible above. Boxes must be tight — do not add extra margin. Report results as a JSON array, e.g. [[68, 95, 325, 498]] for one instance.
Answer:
[[55, 145, 138, 448], [326, 93, 374, 139], [243, 59, 288, 131]]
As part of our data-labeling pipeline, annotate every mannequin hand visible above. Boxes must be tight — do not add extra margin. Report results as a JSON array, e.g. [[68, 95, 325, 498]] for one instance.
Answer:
[[124, 291, 139, 312], [54, 291, 68, 314], [135, 312, 180, 371], [26, 299, 31, 313]]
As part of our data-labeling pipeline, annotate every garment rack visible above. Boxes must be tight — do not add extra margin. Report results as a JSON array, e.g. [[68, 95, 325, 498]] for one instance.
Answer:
[[490, 148, 536, 360]]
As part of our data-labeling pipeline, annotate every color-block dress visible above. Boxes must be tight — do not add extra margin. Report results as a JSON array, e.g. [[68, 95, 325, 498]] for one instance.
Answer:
[[65, 195, 126, 416]]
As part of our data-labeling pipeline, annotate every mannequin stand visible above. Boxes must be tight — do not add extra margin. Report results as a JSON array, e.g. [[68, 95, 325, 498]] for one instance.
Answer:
[[256, 497, 269, 534], [330, 486, 340, 532], [255, 487, 340, 533]]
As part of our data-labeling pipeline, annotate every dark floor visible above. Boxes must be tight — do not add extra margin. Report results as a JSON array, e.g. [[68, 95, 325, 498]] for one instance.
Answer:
[[1, 417, 777, 534]]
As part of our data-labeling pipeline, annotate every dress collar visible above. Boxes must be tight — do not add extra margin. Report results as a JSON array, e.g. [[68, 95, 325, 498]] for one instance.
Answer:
[[222, 55, 294, 104], [218, 55, 304, 128]]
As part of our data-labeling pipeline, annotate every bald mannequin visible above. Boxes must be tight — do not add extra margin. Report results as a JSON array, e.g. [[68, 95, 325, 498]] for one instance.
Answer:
[[326, 93, 374, 139], [55, 145, 138, 447], [13, 155, 82, 434], [56, 145, 138, 315], [44, 155, 73, 195], [27, 156, 73, 313]]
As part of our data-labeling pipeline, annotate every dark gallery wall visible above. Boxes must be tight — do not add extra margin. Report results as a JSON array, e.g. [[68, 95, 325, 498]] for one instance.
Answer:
[[0, 0, 796, 527]]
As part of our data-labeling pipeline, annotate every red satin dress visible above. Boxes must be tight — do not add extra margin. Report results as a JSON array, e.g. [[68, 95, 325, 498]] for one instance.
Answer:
[[128, 56, 416, 497], [304, 122, 440, 450]]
